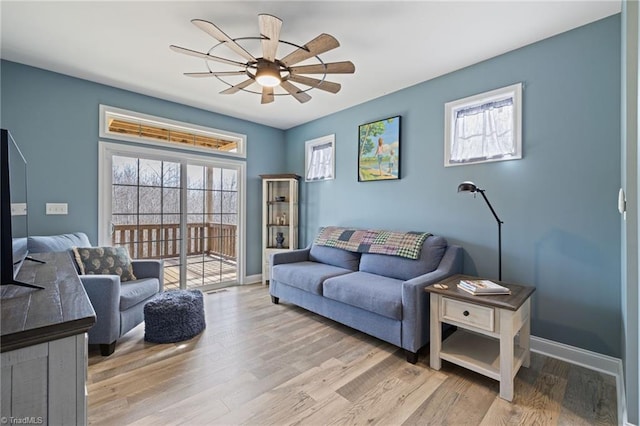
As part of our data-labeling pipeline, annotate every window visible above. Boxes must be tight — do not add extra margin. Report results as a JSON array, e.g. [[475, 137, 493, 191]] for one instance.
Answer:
[[305, 134, 335, 182], [98, 142, 247, 289], [444, 83, 522, 167], [99, 105, 246, 158]]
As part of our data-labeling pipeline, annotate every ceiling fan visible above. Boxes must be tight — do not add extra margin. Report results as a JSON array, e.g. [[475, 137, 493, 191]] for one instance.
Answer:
[[170, 14, 355, 104]]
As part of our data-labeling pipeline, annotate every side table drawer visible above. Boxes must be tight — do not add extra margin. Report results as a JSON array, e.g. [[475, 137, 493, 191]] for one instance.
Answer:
[[441, 297, 495, 332]]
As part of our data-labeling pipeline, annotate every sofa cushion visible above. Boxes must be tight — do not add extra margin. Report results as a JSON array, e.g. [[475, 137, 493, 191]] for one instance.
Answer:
[[120, 277, 161, 311], [28, 232, 92, 253], [272, 261, 353, 295], [359, 235, 448, 281], [72, 246, 137, 282], [323, 271, 403, 320], [309, 245, 361, 271]]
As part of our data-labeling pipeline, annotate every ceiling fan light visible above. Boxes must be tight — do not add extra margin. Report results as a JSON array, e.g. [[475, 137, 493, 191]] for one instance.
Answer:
[[256, 74, 281, 87], [255, 64, 281, 87], [173, 15, 354, 104]]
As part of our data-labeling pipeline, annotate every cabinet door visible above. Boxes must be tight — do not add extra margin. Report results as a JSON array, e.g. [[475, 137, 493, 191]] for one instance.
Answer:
[[0, 334, 88, 425], [1, 343, 48, 421]]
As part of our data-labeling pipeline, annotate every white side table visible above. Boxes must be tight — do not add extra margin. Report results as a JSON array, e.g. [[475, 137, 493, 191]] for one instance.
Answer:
[[426, 274, 535, 401]]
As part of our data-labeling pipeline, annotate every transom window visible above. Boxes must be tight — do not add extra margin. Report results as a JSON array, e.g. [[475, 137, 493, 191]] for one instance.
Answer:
[[99, 105, 246, 158]]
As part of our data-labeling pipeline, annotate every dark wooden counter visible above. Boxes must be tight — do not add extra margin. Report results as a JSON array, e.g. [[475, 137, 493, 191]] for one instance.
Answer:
[[1, 251, 96, 352]]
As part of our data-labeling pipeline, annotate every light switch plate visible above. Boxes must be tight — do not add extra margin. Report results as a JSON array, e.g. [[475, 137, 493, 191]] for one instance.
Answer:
[[46, 203, 68, 215], [10, 203, 27, 216]]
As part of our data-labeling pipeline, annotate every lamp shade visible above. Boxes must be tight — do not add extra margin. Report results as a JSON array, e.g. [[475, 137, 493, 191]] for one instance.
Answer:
[[255, 62, 282, 87], [457, 181, 479, 193]]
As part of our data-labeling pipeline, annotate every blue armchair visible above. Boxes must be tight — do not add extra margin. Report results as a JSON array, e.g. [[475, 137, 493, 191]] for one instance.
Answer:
[[28, 232, 163, 356]]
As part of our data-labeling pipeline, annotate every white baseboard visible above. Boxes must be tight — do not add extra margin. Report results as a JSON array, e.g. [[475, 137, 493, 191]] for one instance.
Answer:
[[530, 335, 619, 376], [531, 335, 633, 425]]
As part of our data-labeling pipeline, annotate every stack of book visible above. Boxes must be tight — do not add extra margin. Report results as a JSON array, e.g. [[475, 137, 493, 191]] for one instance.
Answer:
[[457, 279, 511, 295]]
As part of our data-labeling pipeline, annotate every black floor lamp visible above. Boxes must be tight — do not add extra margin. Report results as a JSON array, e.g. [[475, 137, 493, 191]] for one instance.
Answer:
[[457, 181, 504, 281]]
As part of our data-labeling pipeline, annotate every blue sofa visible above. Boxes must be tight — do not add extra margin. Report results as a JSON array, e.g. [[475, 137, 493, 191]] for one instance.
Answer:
[[269, 230, 462, 363], [27, 232, 163, 356]]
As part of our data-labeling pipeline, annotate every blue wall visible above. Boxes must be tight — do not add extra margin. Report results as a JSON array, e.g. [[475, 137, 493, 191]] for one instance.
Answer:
[[0, 15, 624, 358], [0, 60, 286, 277], [285, 16, 622, 356]]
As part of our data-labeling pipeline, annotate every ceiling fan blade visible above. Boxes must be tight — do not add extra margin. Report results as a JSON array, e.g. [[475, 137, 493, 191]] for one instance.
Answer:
[[280, 34, 340, 67], [184, 71, 247, 78], [220, 79, 255, 95], [170, 45, 247, 67], [290, 61, 356, 75], [259, 14, 282, 62], [191, 19, 256, 62], [261, 86, 274, 104], [287, 75, 341, 94], [280, 80, 312, 103]]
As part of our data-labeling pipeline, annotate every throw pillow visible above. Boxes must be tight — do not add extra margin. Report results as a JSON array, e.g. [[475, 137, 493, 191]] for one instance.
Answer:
[[72, 246, 137, 282]]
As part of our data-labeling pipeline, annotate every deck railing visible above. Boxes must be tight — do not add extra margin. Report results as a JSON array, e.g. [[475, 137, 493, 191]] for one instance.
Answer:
[[112, 223, 236, 260]]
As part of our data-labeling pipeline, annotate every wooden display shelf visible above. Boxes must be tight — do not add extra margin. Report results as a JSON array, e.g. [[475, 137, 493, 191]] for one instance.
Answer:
[[262, 175, 299, 284], [259, 174, 301, 180]]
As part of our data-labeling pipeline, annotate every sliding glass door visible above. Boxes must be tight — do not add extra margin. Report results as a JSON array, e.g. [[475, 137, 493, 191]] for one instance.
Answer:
[[183, 164, 238, 288], [99, 142, 244, 290]]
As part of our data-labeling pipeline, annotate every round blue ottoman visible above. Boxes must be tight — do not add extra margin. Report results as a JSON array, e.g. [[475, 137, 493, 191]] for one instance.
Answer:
[[144, 290, 206, 343]]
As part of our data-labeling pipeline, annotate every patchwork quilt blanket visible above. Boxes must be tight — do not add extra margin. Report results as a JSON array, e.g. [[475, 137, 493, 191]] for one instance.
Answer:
[[313, 226, 430, 260]]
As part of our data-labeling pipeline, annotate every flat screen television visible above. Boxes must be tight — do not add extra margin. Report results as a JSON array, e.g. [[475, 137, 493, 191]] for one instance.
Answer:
[[1, 128, 44, 289]]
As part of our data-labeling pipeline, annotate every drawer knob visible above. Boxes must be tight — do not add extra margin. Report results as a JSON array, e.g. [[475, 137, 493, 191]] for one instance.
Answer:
[[463, 310, 470, 317]]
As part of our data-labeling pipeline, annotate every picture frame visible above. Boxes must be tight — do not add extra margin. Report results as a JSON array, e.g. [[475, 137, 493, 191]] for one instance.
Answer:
[[305, 134, 335, 182], [358, 116, 401, 181], [444, 83, 522, 167]]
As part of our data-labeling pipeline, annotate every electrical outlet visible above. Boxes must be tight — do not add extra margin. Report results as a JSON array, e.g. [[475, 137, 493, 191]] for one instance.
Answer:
[[46, 203, 68, 215]]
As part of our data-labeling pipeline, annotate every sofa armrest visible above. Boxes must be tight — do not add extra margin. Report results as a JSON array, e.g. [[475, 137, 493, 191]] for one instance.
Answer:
[[80, 275, 121, 345], [401, 245, 463, 352], [271, 247, 311, 266], [403, 244, 463, 288], [132, 259, 164, 291]]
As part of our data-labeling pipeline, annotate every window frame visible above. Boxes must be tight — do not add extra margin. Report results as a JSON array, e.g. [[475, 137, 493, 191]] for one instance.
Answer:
[[98, 141, 248, 286], [99, 105, 247, 158], [444, 83, 522, 167], [304, 134, 335, 182]]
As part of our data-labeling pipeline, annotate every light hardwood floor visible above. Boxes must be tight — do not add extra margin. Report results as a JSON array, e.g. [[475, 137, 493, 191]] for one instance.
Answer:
[[87, 284, 617, 425]]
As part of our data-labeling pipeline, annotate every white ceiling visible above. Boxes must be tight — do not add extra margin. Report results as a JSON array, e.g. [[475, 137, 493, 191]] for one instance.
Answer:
[[0, 1, 621, 130]]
